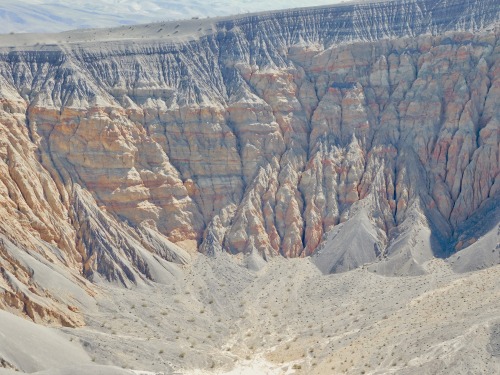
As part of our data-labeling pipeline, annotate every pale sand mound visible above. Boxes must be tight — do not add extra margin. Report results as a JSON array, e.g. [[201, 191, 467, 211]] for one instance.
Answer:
[[0, 310, 90, 372]]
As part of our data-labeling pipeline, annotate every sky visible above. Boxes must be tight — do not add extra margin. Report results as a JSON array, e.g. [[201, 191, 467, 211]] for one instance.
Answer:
[[0, 0, 348, 34]]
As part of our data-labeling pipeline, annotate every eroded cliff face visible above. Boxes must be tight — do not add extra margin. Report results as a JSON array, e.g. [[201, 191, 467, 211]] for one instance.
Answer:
[[0, 0, 498, 324]]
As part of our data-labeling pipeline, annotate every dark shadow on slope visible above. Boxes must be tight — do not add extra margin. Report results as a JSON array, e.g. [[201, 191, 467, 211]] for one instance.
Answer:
[[488, 322, 500, 357], [446, 196, 500, 273], [425, 206, 454, 260], [450, 195, 499, 251]]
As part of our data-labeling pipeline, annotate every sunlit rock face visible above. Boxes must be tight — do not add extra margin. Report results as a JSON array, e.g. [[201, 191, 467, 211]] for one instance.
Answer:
[[0, 0, 498, 322]]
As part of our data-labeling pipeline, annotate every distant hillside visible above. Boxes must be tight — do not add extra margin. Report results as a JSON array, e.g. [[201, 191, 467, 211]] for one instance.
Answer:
[[0, 0, 346, 34]]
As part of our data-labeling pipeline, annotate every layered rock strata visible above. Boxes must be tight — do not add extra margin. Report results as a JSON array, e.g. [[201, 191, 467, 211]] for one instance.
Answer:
[[0, 0, 498, 322]]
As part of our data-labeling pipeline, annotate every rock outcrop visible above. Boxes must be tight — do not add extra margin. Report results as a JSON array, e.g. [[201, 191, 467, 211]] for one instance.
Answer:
[[0, 0, 498, 322]]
